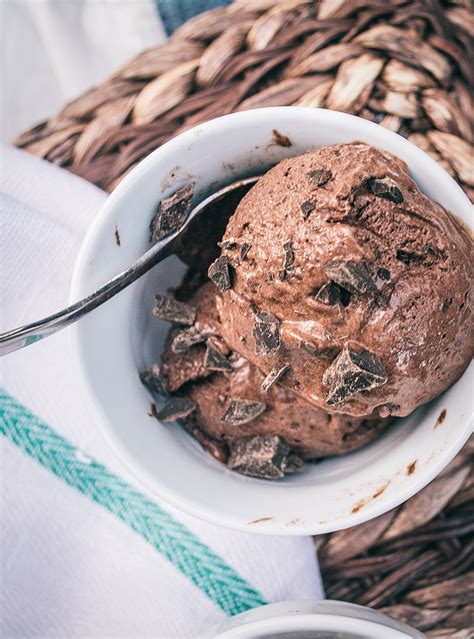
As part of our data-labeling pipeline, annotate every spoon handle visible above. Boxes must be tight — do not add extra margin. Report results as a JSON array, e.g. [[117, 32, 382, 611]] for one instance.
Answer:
[[0, 236, 172, 357]]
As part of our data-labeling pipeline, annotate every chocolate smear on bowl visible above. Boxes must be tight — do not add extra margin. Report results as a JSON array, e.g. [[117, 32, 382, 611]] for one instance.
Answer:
[[253, 311, 281, 356], [324, 260, 378, 296], [140, 365, 168, 396], [171, 327, 207, 353], [323, 347, 388, 405], [300, 200, 316, 220], [150, 183, 194, 242], [307, 168, 332, 186], [315, 282, 341, 305], [208, 255, 232, 291], [272, 129, 291, 147], [240, 242, 251, 260], [367, 177, 404, 204], [227, 435, 290, 479], [203, 343, 233, 372], [153, 295, 196, 326], [156, 397, 196, 422], [261, 363, 290, 393], [221, 399, 266, 425]]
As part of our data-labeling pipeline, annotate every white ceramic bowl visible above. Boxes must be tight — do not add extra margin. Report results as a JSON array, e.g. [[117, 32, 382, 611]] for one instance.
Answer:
[[71, 107, 473, 535], [213, 600, 425, 638]]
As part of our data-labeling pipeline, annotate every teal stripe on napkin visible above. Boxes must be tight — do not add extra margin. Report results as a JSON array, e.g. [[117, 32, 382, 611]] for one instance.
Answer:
[[0, 389, 266, 616]]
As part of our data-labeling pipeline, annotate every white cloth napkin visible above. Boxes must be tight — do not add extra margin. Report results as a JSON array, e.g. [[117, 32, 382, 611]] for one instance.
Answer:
[[0, 145, 323, 638]]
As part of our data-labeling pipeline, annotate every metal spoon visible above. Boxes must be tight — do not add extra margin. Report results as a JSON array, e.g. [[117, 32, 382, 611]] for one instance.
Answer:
[[0, 176, 258, 356]]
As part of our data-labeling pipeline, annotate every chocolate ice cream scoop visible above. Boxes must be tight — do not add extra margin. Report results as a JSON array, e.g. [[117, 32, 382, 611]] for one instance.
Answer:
[[157, 283, 391, 463], [215, 143, 473, 417]]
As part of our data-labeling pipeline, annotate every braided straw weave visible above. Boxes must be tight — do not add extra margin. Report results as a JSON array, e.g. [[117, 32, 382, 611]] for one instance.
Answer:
[[17, 0, 473, 635]]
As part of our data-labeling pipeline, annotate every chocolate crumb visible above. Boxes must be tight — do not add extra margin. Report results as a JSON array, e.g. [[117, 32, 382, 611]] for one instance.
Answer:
[[261, 363, 290, 393], [307, 168, 332, 187], [367, 177, 403, 204], [323, 347, 388, 405], [406, 460, 417, 475], [208, 255, 232, 291], [435, 409, 447, 426], [171, 327, 206, 353], [204, 343, 232, 372], [114, 224, 121, 247], [300, 200, 316, 220], [272, 129, 292, 147], [153, 295, 196, 325], [221, 399, 266, 425], [324, 260, 378, 296], [227, 435, 290, 479], [253, 311, 281, 356], [315, 282, 341, 305], [148, 403, 157, 418], [240, 242, 251, 260], [156, 397, 196, 422], [150, 183, 194, 242], [140, 365, 168, 397]]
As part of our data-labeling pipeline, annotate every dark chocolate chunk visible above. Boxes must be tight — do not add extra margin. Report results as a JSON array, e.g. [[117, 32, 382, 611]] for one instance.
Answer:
[[139, 365, 168, 396], [440, 298, 452, 312], [323, 347, 388, 405], [283, 240, 294, 270], [171, 327, 207, 353], [261, 363, 290, 393], [285, 452, 305, 474], [221, 399, 266, 425], [324, 260, 377, 296], [218, 238, 238, 249], [272, 129, 292, 147], [300, 200, 316, 220], [153, 295, 196, 326], [367, 177, 403, 204], [204, 343, 233, 372], [156, 397, 196, 422], [240, 242, 251, 260], [253, 311, 281, 356], [396, 241, 437, 264], [315, 282, 341, 305], [150, 183, 194, 242], [377, 267, 391, 281], [208, 255, 232, 291], [227, 435, 290, 479], [307, 168, 332, 186]]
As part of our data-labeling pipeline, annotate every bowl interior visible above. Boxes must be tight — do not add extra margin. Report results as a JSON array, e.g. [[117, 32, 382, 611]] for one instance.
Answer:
[[71, 108, 473, 535]]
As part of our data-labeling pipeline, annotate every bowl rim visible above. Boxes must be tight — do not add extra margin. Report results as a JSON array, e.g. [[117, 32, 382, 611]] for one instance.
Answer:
[[71, 107, 473, 535]]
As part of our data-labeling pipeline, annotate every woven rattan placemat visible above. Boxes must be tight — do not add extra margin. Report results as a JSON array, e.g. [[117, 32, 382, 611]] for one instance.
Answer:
[[17, 1, 473, 636]]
